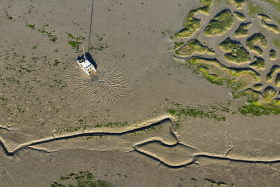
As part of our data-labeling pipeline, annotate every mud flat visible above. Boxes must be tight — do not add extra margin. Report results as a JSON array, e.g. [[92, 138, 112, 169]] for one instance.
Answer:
[[2, 0, 280, 186]]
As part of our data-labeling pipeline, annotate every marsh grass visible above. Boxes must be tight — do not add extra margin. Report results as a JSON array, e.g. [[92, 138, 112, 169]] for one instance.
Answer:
[[174, 0, 213, 38], [233, 12, 246, 21], [230, 0, 245, 9], [266, 65, 280, 82], [204, 9, 234, 36], [269, 49, 277, 60], [235, 22, 252, 37], [246, 33, 268, 55], [173, 41, 184, 50], [261, 20, 280, 33], [219, 38, 250, 63], [249, 56, 265, 69], [253, 83, 263, 90], [275, 73, 280, 86], [176, 39, 214, 56]]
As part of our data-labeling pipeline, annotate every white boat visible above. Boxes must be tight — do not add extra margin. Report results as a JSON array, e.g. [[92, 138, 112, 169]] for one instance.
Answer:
[[77, 46, 96, 76]]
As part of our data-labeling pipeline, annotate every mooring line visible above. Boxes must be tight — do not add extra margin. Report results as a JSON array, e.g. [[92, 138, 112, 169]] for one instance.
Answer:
[[88, 0, 94, 52]]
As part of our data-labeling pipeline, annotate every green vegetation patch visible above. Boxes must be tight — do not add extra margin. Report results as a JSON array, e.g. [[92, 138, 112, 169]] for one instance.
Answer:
[[174, 11, 201, 38], [258, 14, 271, 21], [198, 66, 225, 85], [246, 33, 268, 55], [233, 11, 246, 20], [273, 39, 280, 47], [204, 9, 234, 36], [201, 0, 213, 6], [247, 2, 262, 15], [258, 14, 280, 33], [261, 20, 280, 33], [173, 41, 184, 50], [176, 39, 215, 56], [266, 65, 280, 82], [253, 83, 263, 90], [263, 86, 276, 100], [230, 0, 245, 9], [270, 49, 277, 60], [219, 38, 250, 63], [235, 22, 252, 37], [51, 171, 114, 187], [174, 0, 213, 38], [275, 73, 280, 86], [184, 58, 260, 95], [249, 56, 265, 69], [240, 100, 280, 116]]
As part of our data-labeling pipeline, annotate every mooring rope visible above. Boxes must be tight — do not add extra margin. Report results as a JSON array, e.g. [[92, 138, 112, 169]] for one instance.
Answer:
[[88, 0, 94, 52]]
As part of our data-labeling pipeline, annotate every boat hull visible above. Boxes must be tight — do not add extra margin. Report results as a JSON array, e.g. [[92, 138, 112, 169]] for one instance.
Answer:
[[77, 59, 96, 76]]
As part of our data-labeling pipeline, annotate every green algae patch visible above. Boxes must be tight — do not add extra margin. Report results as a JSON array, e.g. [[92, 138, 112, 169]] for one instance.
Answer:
[[27, 24, 35, 29], [233, 12, 246, 21], [235, 22, 252, 37], [176, 39, 215, 56], [204, 9, 234, 36], [165, 99, 227, 122], [249, 56, 265, 69], [67, 34, 85, 52], [93, 121, 129, 128], [270, 49, 277, 60], [40, 28, 58, 43], [168, 107, 226, 121], [68, 41, 82, 48], [246, 33, 268, 55], [51, 171, 114, 187], [219, 38, 250, 63]]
